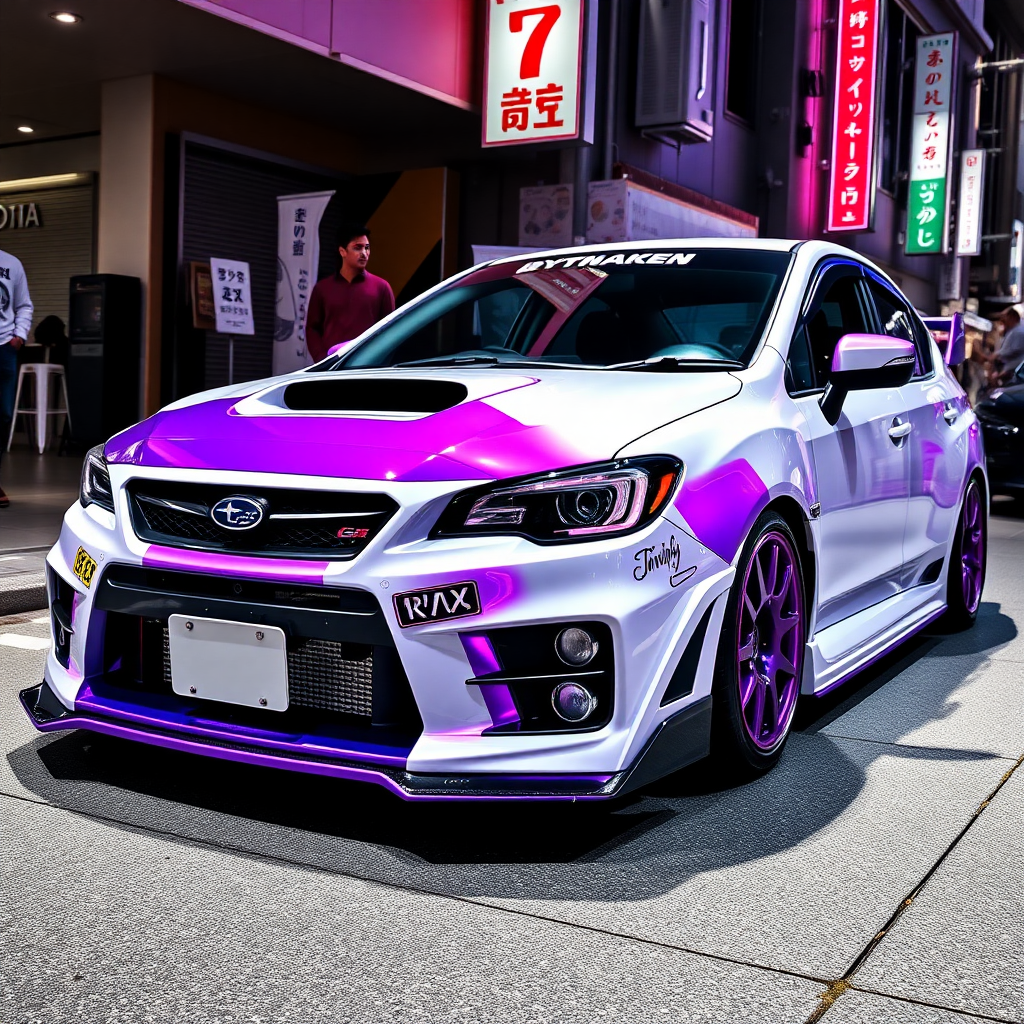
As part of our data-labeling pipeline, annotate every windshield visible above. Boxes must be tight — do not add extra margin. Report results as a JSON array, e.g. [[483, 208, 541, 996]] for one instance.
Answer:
[[316, 248, 792, 372]]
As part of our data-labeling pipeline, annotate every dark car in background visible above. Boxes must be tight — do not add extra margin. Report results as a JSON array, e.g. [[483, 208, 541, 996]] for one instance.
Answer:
[[976, 363, 1024, 497]]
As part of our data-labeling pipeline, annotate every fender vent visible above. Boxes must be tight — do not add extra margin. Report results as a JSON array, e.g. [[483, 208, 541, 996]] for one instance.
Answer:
[[282, 378, 468, 414], [661, 603, 715, 706]]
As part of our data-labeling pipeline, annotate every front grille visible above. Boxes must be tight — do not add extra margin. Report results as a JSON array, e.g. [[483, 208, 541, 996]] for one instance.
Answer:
[[128, 481, 398, 560], [161, 628, 373, 717]]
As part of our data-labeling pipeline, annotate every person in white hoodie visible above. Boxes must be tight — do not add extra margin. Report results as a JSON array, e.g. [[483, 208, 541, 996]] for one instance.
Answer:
[[0, 248, 34, 508]]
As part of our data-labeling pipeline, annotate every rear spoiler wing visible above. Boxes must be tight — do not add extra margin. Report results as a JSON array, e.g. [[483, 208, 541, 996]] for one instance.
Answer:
[[921, 312, 966, 367]]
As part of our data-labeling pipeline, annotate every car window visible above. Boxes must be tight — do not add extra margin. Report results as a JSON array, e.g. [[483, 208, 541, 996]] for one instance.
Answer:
[[908, 311, 935, 376], [866, 278, 931, 377], [786, 324, 816, 393], [327, 250, 794, 371], [803, 269, 870, 386]]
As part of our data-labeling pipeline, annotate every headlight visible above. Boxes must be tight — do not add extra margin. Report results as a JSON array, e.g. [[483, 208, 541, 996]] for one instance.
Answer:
[[80, 444, 115, 514], [432, 456, 683, 543]]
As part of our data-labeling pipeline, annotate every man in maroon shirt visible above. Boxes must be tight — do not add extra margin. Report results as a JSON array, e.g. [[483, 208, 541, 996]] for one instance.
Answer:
[[305, 225, 395, 361]]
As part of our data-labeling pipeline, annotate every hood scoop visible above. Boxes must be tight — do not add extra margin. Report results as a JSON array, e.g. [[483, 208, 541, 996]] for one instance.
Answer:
[[235, 377, 470, 420]]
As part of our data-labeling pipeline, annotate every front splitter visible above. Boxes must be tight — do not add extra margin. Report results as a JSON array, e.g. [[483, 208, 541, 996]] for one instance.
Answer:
[[20, 681, 712, 802]]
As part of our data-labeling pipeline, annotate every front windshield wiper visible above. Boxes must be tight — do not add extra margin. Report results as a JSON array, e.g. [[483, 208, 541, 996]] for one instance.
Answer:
[[393, 355, 505, 368], [605, 356, 746, 372], [392, 355, 570, 369]]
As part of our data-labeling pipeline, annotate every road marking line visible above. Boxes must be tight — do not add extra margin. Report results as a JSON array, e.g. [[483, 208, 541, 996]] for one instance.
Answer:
[[0, 634, 50, 650], [31, 616, 50, 624]]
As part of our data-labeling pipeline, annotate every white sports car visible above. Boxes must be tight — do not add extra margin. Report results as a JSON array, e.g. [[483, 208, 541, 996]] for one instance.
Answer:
[[22, 239, 987, 800]]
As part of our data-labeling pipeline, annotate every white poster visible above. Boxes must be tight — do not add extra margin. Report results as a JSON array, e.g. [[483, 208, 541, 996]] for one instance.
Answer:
[[518, 184, 574, 248], [586, 179, 757, 243], [210, 258, 254, 336], [274, 190, 334, 374]]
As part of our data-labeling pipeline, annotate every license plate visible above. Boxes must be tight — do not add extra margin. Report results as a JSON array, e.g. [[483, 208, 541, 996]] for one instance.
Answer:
[[394, 580, 481, 627], [72, 547, 97, 588], [168, 615, 289, 711]]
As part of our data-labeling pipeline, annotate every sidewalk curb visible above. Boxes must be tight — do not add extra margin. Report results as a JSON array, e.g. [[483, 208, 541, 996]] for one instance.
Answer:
[[0, 572, 47, 617]]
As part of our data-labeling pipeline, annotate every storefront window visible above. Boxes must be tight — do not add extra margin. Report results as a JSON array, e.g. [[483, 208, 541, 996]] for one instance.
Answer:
[[879, 1, 918, 198]]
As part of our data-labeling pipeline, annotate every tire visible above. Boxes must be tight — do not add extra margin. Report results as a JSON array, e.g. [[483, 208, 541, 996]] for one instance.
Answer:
[[712, 511, 807, 777], [943, 477, 986, 630]]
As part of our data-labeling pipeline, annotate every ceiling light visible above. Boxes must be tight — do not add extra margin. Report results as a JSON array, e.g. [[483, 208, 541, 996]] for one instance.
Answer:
[[17, 126, 34, 134], [0, 173, 88, 193], [49, 12, 83, 24]]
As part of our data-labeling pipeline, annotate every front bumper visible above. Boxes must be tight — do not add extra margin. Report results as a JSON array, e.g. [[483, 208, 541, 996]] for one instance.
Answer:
[[20, 680, 712, 800], [26, 467, 731, 799]]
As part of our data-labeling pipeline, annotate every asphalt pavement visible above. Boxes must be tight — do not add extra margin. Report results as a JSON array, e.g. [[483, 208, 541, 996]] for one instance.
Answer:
[[2, 510, 1022, 1024]]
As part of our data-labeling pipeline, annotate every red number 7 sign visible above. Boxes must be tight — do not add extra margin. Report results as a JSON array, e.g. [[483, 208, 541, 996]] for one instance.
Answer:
[[509, 5, 561, 78], [484, 0, 583, 147]]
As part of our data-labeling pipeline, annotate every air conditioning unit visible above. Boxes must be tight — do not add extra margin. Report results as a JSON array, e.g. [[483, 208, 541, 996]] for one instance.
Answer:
[[635, 0, 714, 142]]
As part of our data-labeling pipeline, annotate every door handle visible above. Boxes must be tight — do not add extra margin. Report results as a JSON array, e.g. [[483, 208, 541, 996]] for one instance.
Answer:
[[943, 404, 959, 425], [888, 420, 912, 442]]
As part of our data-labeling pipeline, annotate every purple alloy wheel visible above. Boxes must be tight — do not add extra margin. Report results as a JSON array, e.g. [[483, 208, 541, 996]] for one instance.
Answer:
[[737, 530, 804, 751], [960, 482, 984, 615]]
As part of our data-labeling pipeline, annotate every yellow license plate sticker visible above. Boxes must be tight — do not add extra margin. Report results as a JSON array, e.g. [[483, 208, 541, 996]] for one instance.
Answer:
[[72, 547, 97, 588]]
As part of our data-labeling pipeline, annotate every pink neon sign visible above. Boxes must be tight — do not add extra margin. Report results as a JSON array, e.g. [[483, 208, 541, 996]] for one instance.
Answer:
[[826, 0, 881, 233]]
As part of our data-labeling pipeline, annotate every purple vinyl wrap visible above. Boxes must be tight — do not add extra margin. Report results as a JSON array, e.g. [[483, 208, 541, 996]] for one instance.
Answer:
[[142, 544, 330, 584], [460, 633, 520, 729], [106, 395, 588, 483], [674, 458, 770, 563]]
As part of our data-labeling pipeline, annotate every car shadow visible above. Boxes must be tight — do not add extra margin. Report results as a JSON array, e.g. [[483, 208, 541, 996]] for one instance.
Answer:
[[6, 601, 1016, 904]]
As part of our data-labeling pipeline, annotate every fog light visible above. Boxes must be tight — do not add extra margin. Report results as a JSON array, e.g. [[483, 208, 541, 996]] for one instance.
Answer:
[[551, 681, 597, 723], [555, 627, 598, 666]]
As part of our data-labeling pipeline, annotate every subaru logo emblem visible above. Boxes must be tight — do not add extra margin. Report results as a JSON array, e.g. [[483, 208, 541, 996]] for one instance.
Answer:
[[210, 495, 266, 531]]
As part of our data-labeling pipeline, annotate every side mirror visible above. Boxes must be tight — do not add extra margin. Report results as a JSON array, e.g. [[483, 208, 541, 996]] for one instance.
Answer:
[[922, 313, 966, 366], [820, 333, 916, 425]]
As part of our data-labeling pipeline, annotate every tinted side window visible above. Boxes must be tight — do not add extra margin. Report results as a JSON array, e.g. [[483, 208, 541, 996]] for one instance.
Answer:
[[786, 325, 816, 392], [908, 311, 935, 376], [804, 272, 870, 385], [866, 278, 930, 376]]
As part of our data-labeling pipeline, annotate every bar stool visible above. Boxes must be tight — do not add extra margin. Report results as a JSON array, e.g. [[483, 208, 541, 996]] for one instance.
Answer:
[[5, 363, 73, 454]]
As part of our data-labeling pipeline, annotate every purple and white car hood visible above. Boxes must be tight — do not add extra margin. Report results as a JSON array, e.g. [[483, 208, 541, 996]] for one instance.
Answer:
[[105, 369, 741, 483]]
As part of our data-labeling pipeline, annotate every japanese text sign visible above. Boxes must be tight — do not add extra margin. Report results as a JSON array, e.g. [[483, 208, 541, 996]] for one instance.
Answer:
[[210, 258, 254, 335], [826, 0, 881, 233], [273, 190, 333, 374], [483, 0, 583, 146], [956, 149, 985, 256], [906, 33, 957, 255]]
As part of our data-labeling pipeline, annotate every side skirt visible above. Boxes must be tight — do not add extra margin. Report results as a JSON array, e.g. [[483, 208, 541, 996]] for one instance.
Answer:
[[802, 585, 946, 696]]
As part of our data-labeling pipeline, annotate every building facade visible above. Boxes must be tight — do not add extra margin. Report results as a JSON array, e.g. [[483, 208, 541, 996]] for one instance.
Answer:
[[0, 0, 1021, 417]]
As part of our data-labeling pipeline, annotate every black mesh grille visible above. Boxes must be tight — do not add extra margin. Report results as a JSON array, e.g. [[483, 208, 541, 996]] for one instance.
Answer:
[[162, 628, 373, 717], [128, 481, 398, 560], [287, 639, 373, 716]]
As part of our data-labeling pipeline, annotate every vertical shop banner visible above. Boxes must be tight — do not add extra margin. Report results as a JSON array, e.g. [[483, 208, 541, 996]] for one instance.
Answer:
[[273, 190, 334, 374], [1011, 220, 1023, 300], [906, 33, 957, 255], [956, 149, 985, 256], [826, 0, 881, 233], [483, 0, 584, 146], [209, 258, 254, 335]]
